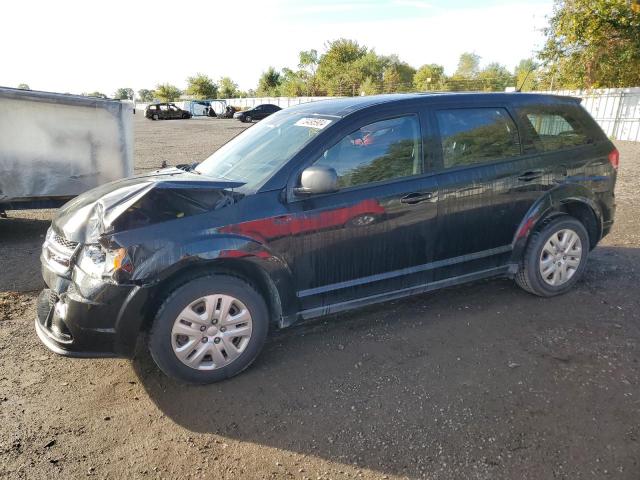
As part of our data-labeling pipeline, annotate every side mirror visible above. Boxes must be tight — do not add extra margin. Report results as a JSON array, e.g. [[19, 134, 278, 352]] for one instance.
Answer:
[[294, 166, 338, 196]]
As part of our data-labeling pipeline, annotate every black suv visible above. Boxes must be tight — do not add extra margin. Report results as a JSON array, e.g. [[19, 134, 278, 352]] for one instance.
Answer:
[[36, 93, 618, 384], [234, 103, 281, 122], [145, 103, 192, 120]]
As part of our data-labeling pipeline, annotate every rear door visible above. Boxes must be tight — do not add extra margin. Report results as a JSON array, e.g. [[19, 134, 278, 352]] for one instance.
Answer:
[[429, 104, 548, 280], [282, 110, 439, 313]]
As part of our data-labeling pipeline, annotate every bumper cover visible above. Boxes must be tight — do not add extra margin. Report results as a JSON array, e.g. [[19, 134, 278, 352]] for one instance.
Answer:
[[36, 260, 151, 358]]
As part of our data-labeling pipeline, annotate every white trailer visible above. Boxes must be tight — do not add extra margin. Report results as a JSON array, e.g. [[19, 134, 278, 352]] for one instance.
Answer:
[[0, 87, 133, 214]]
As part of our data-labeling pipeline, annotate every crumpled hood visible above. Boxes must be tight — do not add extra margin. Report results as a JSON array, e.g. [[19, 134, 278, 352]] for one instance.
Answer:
[[52, 168, 244, 243]]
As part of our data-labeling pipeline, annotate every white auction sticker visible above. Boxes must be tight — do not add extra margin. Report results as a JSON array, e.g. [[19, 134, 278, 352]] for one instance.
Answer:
[[294, 117, 332, 129]]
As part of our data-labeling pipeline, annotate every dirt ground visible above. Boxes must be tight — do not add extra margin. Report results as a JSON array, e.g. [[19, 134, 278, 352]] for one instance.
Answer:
[[1, 115, 639, 480]]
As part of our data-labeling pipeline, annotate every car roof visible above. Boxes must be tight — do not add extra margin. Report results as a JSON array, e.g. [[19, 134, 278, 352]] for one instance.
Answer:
[[285, 92, 580, 118]]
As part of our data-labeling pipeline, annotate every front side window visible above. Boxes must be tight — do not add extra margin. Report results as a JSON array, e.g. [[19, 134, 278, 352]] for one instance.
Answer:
[[436, 108, 520, 168], [520, 107, 591, 152], [313, 115, 422, 189]]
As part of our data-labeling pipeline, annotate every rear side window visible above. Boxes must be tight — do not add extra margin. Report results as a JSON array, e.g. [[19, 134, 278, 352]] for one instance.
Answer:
[[436, 108, 520, 168], [518, 106, 592, 152], [314, 115, 422, 189]]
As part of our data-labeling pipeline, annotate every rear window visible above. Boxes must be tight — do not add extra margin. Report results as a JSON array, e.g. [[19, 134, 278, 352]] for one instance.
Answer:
[[436, 108, 520, 168], [518, 105, 592, 152]]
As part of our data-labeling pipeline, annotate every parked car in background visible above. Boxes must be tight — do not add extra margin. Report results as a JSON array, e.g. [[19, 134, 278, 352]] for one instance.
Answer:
[[145, 103, 192, 120], [36, 93, 618, 384], [234, 103, 281, 122]]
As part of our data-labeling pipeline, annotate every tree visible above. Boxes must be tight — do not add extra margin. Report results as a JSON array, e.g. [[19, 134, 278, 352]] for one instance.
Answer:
[[279, 68, 306, 97], [359, 77, 380, 95], [218, 77, 239, 98], [185, 74, 217, 99], [154, 84, 182, 102], [447, 52, 482, 91], [538, 0, 640, 88], [84, 91, 108, 98], [257, 67, 282, 96], [114, 87, 134, 100], [17, 83, 30, 90], [298, 49, 320, 95], [413, 64, 446, 91], [137, 89, 155, 102], [514, 58, 539, 91], [316, 39, 371, 95], [477, 63, 514, 91], [455, 52, 481, 78], [380, 56, 416, 92]]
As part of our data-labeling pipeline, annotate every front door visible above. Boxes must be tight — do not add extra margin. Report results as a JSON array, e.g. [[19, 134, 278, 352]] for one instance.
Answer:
[[282, 113, 440, 314]]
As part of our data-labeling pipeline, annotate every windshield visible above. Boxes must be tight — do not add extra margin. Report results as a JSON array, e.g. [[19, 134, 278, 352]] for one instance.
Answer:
[[195, 111, 335, 191]]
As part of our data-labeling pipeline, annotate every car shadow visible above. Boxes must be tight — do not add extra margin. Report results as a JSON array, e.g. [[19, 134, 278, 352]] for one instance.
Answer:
[[134, 246, 640, 477]]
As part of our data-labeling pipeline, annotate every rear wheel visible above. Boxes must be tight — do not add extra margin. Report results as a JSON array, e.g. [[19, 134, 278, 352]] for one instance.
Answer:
[[515, 216, 589, 297], [152, 114, 159, 120], [148, 275, 269, 384]]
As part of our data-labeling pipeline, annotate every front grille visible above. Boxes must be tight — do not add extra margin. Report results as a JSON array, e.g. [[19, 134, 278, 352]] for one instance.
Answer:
[[44, 230, 80, 273], [52, 233, 79, 251]]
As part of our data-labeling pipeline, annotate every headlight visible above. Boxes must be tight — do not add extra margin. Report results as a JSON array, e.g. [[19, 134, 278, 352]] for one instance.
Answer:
[[77, 244, 132, 280]]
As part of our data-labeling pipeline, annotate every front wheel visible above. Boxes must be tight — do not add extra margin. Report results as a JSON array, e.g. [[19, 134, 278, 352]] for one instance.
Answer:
[[244, 115, 252, 123], [152, 114, 159, 120], [515, 216, 589, 297], [148, 275, 269, 384]]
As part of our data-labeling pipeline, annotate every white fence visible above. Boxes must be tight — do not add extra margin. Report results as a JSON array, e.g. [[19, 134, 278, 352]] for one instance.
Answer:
[[219, 96, 328, 110], [540, 88, 640, 142]]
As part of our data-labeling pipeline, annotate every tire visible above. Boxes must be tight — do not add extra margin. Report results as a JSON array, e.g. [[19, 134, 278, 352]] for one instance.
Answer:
[[245, 115, 252, 123], [182, 113, 189, 119], [148, 274, 269, 384], [152, 114, 159, 121], [515, 216, 589, 297]]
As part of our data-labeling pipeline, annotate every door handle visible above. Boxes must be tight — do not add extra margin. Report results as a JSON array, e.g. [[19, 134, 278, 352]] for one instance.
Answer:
[[517, 171, 544, 182], [400, 192, 435, 205]]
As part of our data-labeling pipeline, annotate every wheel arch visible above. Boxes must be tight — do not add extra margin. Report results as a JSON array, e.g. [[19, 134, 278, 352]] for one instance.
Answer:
[[511, 185, 603, 264], [113, 255, 298, 357]]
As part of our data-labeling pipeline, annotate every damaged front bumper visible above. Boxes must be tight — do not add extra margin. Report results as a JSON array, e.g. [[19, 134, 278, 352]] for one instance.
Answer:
[[36, 248, 150, 359]]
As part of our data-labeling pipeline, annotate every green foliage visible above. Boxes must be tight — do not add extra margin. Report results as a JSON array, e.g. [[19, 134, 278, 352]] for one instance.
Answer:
[[316, 39, 372, 95], [218, 77, 239, 98], [154, 84, 182, 102], [359, 77, 380, 95], [413, 64, 445, 91], [114, 87, 134, 100], [185, 73, 217, 99], [257, 67, 282, 96], [84, 91, 108, 98], [17, 83, 30, 90], [514, 58, 539, 91], [477, 63, 514, 91], [279, 68, 307, 97], [538, 0, 640, 88], [455, 52, 481, 78], [137, 89, 155, 102]]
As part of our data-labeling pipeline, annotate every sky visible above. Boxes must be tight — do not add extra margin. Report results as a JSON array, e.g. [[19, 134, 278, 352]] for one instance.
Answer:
[[1, 0, 553, 96]]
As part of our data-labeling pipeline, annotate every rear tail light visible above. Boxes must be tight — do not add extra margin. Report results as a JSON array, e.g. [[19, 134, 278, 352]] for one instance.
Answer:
[[608, 148, 619, 170]]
